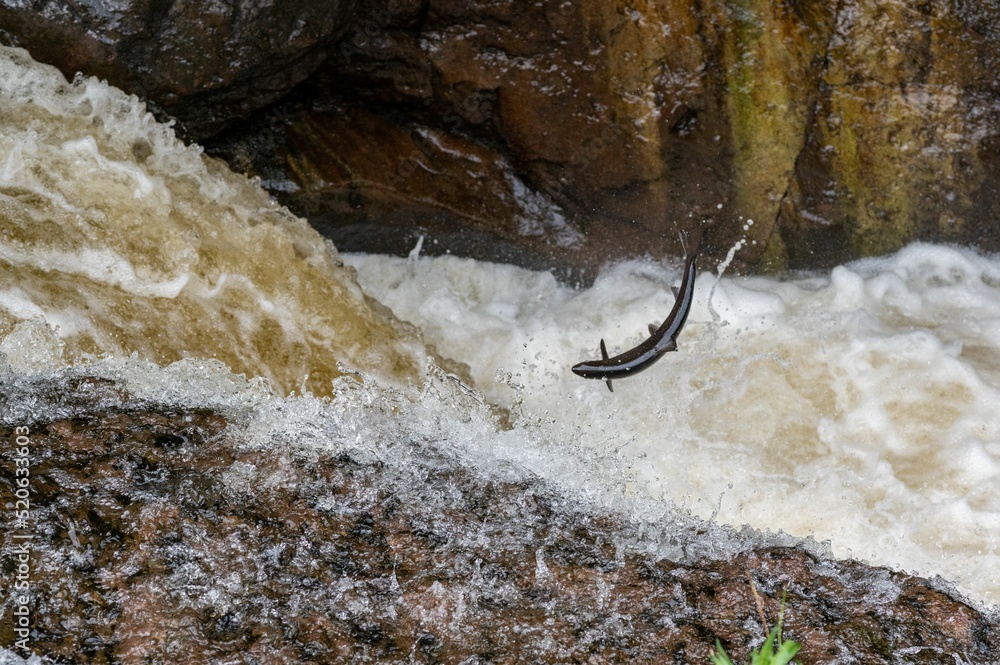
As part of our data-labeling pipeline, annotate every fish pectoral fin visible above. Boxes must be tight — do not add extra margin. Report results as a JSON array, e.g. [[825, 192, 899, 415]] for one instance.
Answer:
[[606, 378, 614, 392], [600, 338, 609, 361], [664, 337, 678, 352], [648, 322, 659, 335]]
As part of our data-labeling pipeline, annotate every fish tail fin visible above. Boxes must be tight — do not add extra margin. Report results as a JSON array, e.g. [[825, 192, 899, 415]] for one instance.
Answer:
[[679, 225, 703, 257]]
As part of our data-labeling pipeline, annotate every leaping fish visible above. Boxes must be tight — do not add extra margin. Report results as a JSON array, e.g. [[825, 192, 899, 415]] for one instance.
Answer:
[[572, 226, 702, 391]]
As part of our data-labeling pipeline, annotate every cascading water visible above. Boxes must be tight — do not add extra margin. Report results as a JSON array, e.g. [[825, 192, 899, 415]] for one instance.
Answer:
[[0, 46, 426, 397], [0, 44, 997, 663], [344, 243, 1000, 608]]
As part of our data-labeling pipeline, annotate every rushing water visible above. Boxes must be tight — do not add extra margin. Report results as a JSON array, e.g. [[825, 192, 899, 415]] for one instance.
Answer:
[[344, 244, 1000, 609], [0, 46, 426, 397], [0, 44, 998, 615]]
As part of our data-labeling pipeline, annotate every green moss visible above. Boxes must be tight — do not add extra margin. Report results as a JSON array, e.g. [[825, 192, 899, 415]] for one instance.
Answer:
[[819, 90, 918, 258], [722, 0, 829, 262], [754, 229, 788, 274]]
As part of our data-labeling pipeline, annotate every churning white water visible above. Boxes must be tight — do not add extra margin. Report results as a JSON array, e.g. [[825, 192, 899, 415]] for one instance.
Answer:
[[0, 43, 996, 614], [345, 244, 1000, 608]]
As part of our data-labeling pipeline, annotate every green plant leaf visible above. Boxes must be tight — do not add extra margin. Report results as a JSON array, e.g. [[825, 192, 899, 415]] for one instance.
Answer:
[[750, 625, 779, 665], [711, 626, 801, 665], [710, 640, 735, 665], [771, 639, 801, 665]]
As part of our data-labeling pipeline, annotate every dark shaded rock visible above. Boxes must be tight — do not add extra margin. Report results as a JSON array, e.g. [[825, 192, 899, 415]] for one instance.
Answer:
[[208, 0, 1000, 275], [213, 0, 837, 274], [272, 102, 588, 279], [1, 376, 997, 662], [4, 2, 1000, 271], [0, 0, 356, 138]]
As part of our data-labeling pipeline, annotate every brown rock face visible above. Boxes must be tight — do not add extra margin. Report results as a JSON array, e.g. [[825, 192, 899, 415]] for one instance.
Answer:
[[0, 0, 355, 138], [774, 0, 1000, 269], [279, 104, 585, 277], [268, 0, 837, 273], [219, 0, 1000, 274], [1, 375, 997, 662], [4, 1, 1000, 272]]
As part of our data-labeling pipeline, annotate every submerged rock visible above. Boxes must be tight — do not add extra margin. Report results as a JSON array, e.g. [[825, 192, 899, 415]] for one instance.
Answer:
[[1, 376, 996, 663]]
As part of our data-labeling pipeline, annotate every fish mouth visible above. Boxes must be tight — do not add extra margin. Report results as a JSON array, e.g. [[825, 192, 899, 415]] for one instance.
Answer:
[[571, 364, 600, 378]]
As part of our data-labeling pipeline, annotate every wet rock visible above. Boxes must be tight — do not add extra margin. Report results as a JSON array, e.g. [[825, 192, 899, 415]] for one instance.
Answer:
[[4, 2, 1000, 271], [0, 0, 355, 138], [1, 377, 997, 663], [270, 103, 585, 279], [774, 0, 1000, 270], [210, 0, 1000, 275], [214, 0, 837, 273]]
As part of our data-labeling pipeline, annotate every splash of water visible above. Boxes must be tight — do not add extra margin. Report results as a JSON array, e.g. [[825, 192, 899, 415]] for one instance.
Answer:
[[346, 245, 1000, 608]]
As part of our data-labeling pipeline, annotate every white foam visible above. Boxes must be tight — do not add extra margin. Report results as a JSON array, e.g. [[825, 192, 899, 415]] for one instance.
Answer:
[[0, 646, 45, 665], [346, 244, 1000, 607], [0, 245, 190, 298], [0, 319, 65, 373]]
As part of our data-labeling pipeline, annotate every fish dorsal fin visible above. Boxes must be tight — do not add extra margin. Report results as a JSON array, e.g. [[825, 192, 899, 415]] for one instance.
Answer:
[[648, 322, 659, 335], [606, 378, 614, 392], [600, 338, 609, 360], [671, 286, 680, 299]]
